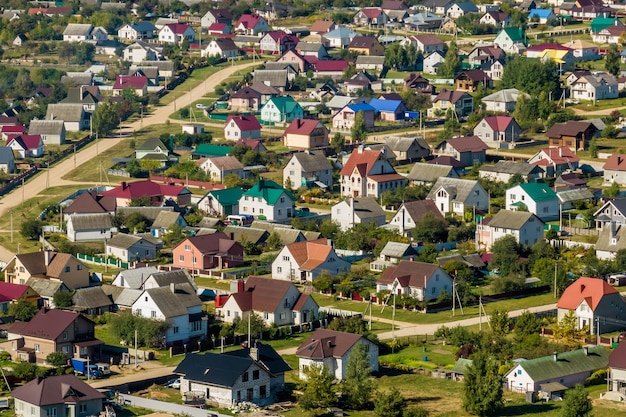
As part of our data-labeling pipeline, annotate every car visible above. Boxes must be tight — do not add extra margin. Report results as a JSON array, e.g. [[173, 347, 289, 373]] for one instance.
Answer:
[[196, 104, 208, 109], [164, 378, 181, 389]]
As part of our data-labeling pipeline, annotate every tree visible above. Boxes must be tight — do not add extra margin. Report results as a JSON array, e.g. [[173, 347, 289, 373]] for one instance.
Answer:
[[554, 311, 588, 346], [605, 44, 620, 76], [374, 387, 405, 417], [319, 219, 339, 240], [46, 351, 68, 368], [489, 309, 511, 337], [138, 159, 162, 176], [351, 112, 367, 143], [606, 182, 620, 197], [53, 291, 74, 308], [501, 55, 560, 97], [561, 384, 592, 417], [343, 341, 375, 410], [92, 100, 119, 137], [513, 310, 541, 340], [109, 310, 170, 348], [265, 232, 283, 251], [233, 313, 267, 338], [463, 352, 503, 416], [12, 362, 40, 381], [20, 219, 43, 240], [125, 159, 142, 177], [404, 407, 429, 417], [438, 41, 461, 78], [298, 363, 336, 410], [412, 212, 448, 243], [330, 132, 345, 155], [489, 235, 522, 277], [9, 300, 38, 321]]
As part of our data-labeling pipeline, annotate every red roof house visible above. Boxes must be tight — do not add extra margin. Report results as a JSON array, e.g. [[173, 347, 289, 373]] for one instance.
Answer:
[[112, 75, 148, 97], [224, 115, 262, 140], [235, 14, 269, 35], [339, 147, 405, 197], [557, 277, 626, 334], [7, 134, 44, 158], [100, 180, 192, 207], [528, 146, 581, 177], [1, 125, 25, 140], [473, 115, 522, 146], [283, 119, 329, 150], [0, 282, 39, 311], [260, 31, 299, 54]]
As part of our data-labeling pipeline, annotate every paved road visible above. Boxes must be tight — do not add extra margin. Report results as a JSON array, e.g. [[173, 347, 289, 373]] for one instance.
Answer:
[[0, 62, 258, 263]]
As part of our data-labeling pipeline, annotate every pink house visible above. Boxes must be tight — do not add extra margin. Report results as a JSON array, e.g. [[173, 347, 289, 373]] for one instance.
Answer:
[[100, 180, 192, 207], [172, 232, 244, 271], [332, 102, 376, 130]]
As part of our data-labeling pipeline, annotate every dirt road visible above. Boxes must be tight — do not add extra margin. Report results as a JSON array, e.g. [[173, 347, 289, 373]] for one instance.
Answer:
[[0, 62, 258, 262]]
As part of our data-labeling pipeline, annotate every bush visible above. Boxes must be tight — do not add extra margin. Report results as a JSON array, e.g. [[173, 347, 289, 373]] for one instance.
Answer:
[[0, 351, 10, 362], [13, 362, 40, 381]]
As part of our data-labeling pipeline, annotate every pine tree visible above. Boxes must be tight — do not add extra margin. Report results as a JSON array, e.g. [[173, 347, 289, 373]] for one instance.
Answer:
[[605, 44, 620, 76], [298, 363, 336, 411], [343, 342, 375, 409], [438, 41, 461, 78], [463, 352, 503, 416], [351, 112, 367, 143]]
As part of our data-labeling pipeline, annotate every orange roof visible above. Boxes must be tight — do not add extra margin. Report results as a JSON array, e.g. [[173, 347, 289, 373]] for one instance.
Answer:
[[286, 239, 332, 271], [339, 148, 382, 176], [556, 277, 618, 311]]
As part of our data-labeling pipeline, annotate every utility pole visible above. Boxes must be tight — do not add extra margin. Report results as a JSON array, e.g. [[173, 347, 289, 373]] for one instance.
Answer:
[[10, 210, 12, 243], [134, 329, 138, 368], [554, 261, 558, 298], [479, 296, 482, 331], [74, 144, 77, 168]]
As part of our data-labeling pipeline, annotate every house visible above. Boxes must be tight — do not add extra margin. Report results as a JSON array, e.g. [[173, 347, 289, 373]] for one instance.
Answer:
[[45, 103, 89, 132], [376, 260, 453, 302], [235, 14, 269, 35], [528, 8, 556, 24], [72, 286, 113, 315], [604, 342, 626, 401], [13, 33, 27, 47], [283, 151, 333, 190], [220, 276, 318, 325], [314, 60, 351, 80], [203, 38, 240, 59], [192, 144, 234, 159], [5, 134, 42, 159], [251, 69, 293, 92], [423, 51, 446, 74], [592, 23, 626, 44], [272, 239, 350, 282], [296, 329, 378, 380], [407, 163, 459, 185], [557, 277, 626, 333], [546, 121, 597, 151], [174, 343, 290, 407], [260, 31, 299, 55], [224, 115, 261, 141], [505, 346, 609, 394], [123, 41, 162, 63], [12, 375, 105, 417], [476, 210, 544, 251], [603, 154, 626, 186], [506, 182, 559, 221], [230, 87, 262, 112], [63, 191, 116, 218], [135, 137, 171, 163], [434, 136, 489, 167], [480, 10, 510, 27], [528, 147, 580, 178], [0, 282, 39, 314], [260, 96, 304, 123], [331, 197, 386, 231], [339, 147, 406, 198], [455, 70, 492, 92], [297, 42, 329, 60], [348, 36, 385, 56], [239, 179, 296, 221], [62, 23, 107, 42], [198, 156, 245, 183], [446, 2, 479, 18], [276, 49, 309, 73], [481, 88, 528, 113], [526, 44, 575, 70], [562, 39, 600, 61], [404, 11, 444, 31], [117, 21, 157, 40], [283, 119, 329, 150], [479, 161, 541, 183], [404, 73, 435, 94], [368, 99, 407, 122], [428, 90, 474, 117], [201, 9, 233, 28], [323, 27, 358, 48], [388, 200, 446, 236], [382, 136, 431, 163], [370, 241, 417, 271], [132, 283, 206, 346], [353, 8, 389, 27], [310, 20, 336, 35], [590, 16, 622, 35], [2, 308, 101, 363], [332, 102, 376, 130], [427, 177, 489, 216], [100, 180, 192, 207], [473, 116, 522, 149], [402, 34, 445, 54], [570, 72, 618, 101], [28, 120, 65, 145], [111, 266, 159, 289], [0, 147, 15, 173], [151, 211, 187, 238], [198, 187, 243, 216], [66, 213, 114, 242], [158, 23, 195, 45], [112, 75, 148, 97], [494, 27, 527, 54], [424, 0, 453, 15], [173, 232, 244, 272], [106, 233, 160, 262], [4, 251, 89, 289]]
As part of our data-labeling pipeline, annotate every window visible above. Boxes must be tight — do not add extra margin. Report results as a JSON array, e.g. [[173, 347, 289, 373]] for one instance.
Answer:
[[77, 265, 82, 271], [253, 370, 260, 380], [277, 267, 282, 273], [264, 312, 269, 319], [279, 312, 286, 320], [63, 346, 69, 353], [242, 371, 249, 382], [173, 326, 179, 334], [136, 309, 142, 315], [64, 266, 70, 273], [260, 384, 267, 397], [34, 344, 39, 352], [179, 255, 184, 262], [184, 244, 191, 251], [280, 197, 285, 203], [283, 256, 290, 261], [191, 321, 202, 332], [151, 311, 156, 318], [63, 331, 68, 340], [278, 209, 282, 215], [79, 404, 87, 413]]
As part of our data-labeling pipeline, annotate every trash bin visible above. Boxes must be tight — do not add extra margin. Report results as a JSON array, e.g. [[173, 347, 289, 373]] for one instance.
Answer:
[[423, 356, 428, 361], [423, 346, 427, 352]]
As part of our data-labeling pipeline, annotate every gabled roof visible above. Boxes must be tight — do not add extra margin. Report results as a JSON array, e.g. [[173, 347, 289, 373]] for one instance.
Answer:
[[63, 23, 93, 37], [15, 251, 85, 280], [236, 14, 264, 29], [513, 346, 609, 383], [284, 119, 325, 136], [498, 27, 526, 42], [609, 340, 626, 370], [193, 144, 234, 157], [557, 277, 618, 311], [72, 287, 112, 310], [205, 187, 243, 206], [604, 154, 626, 171], [296, 328, 366, 359], [379, 241, 416, 258], [547, 121, 596, 140], [0, 282, 31, 302], [438, 136, 488, 153], [358, 7, 386, 19], [310, 20, 335, 33], [377, 260, 445, 287], [517, 182, 557, 202], [17, 308, 89, 340], [225, 115, 261, 131], [113, 75, 148, 90], [26, 278, 68, 298], [340, 148, 384, 176], [12, 375, 105, 406], [368, 98, 404, 113], [479, 161, 539, 177], [238, 276, 301, 312], [407, 162, 457, 183], [487, 210, 543, 230], [178, 231, 235, 255], [288, 151, 332, 172], [113, 266, 159, 289], [400, 200, 446, 224], [163, 23, 192, 35], [324, 27, 358, 39], [68, 213, 112, 230], [456, 69, 491, 82], [242, 179, 295, 204], [481, 88, 528, 103], [143, 283, 202, 318], [152, 211, 184, 229], [315, 60, 350, 72], [433, 90, 470, 104], [285, 239, 333, 270], [265, 96, 302, 113], [349, 36, 381, 49], [202, 155, 244, 172], [412, 34, 444, 46], [46, 103, 85, 123], [7, 135, 42, 151], [426, 177, 482, 202], [101, 180, 189, 199], [481, 115, 516, 131], [137, 137, 168, 152], [0, 146, 15, 165], [28, 120, 64, 136]]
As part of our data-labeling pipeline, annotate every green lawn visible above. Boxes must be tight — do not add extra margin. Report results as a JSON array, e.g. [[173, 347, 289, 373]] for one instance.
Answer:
[[379, 343, 458, 369], [158, 64, 229, 106]]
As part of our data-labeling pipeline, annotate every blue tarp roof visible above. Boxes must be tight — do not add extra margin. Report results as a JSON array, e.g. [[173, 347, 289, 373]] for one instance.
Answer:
[[529, 9, 554, 18], [368, 98, 403, 112], [347, 102, 375, 112]]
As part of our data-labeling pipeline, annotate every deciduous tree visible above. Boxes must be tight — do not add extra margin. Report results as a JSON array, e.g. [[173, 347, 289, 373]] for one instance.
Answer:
[[351, 112, 367, 143], [561, 384, 592, 417], [605, 44, 620, 76], [343, 340, 375, 409], [9, 300, 38, 321], [463, 352, 503, 416], [53, 291, 74, 308], [298, 363, 336, 411]]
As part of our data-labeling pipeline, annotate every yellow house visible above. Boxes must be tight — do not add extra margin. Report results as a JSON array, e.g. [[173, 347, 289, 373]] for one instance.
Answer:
[[348, 36, 385, 56], [283, 119, 329, 150], [4, 250, 90, 289]]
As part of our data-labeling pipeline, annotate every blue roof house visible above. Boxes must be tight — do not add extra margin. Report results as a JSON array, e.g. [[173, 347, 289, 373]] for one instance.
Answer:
[[368, 99, 407, 121], [323, 27, 358, 48], [332, 102, 376, 129], [528, 9, 556, 24]]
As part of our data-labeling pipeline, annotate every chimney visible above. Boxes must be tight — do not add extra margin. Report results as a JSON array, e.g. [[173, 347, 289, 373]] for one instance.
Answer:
[[170, 283, 176, 293], [250, 347, 259, 361], [583, 346, 589, 356], [121, 181, 128, 190], [237, 279, 244, 293], [559, 147, 562, 157], [327, 239, 333, 247], [553, 352, 558, 362], [230, 232, 235, 240], [357, 145, 364, 154], [44, 250, 51, 266]]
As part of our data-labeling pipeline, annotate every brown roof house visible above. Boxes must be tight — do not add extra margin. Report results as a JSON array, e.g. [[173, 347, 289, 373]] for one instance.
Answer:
[[4, 250, 90, 289], [230, 87, 263, 112], [172, 232, 244, 272], [12, 375, 105, 417], [2, 308, 102, 363], [606, 340, 626, 401], [376, 260, 453, 302], [219, 276, 319, 326], [283, 119, 329, 150], [428, 90, 474, 118], [348, 36, 385, 56], [296, 328, 379, 380], [434, 136, 489, 167], [546, 121, 597, 151], [454, 69, 492, 92], [389, 199, 446, 236], [603, 154, 626, 186], [271, 239, 351, 282]]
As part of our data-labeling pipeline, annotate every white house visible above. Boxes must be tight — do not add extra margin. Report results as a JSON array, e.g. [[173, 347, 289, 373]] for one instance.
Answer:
[[198, 187, 243, 217], [219, 276, 319, 326], [224, 115, 261, 141], [239, 179, 296, 221], [63, 24, 107, 43], [117, 22, 156, 40], [376, 260, 453, 302], [28, 120, 66, 145], [603, 154, 626, 186], [198, 155, 244, 183], [423, 51, 445, 74], [427, 178, 489, 216], [112, 266, 160, 288], [106, 234, 160, 262], [132, 282, 206, 346], [339, 147, 405, 198], [570, 72, 618, 101], [506, 182, 559, 221], [271, 239, 351, 282], [158, 23, 195, 45], [388, 199, 446, 236], [66, 214, 114, 242], [202, 38, 240, 59], [331, 197, 386, 231], [123, 41, 162, 63], [476, 210, 544, 251], [296, 329, 379, 381], [283, 151, 333, 190]]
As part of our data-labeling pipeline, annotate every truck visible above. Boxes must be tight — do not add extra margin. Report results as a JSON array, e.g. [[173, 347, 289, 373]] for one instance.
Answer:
[[71, 358, 102, 379], [96, 363, 111, 376]]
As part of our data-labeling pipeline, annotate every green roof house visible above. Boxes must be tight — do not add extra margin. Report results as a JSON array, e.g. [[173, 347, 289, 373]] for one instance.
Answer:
[[260, 96, 304, 124], [192, 144, 234, 159], [135, 137, 174, 165], [590, 17, 622, 34], [198, 187, 243, 216], [240, 179, 296, 221], [494, 27, 527, 54], [505, 346, 609, 394], [506, 182, 559, 221]]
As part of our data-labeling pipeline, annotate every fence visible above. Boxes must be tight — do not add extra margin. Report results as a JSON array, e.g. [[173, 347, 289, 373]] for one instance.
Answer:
[[76, 253, 129, 269], [150, 175, 224, 191], [107, 169, 131, 177], [117, 395, 228, 417], [552, 239, 595, 250]]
